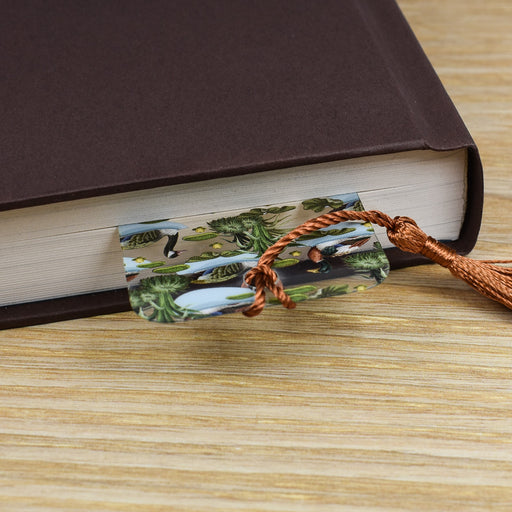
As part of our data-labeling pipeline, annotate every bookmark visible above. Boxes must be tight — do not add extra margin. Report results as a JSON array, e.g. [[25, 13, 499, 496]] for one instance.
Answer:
[[118, 193, 389, 322]]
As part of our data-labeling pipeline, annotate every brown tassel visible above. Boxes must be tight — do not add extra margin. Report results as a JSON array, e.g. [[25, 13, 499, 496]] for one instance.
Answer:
[[243, 210, 512, 317]]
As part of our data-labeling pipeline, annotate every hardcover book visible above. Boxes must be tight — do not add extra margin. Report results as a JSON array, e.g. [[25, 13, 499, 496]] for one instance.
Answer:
[[0, 0, 482, 328]]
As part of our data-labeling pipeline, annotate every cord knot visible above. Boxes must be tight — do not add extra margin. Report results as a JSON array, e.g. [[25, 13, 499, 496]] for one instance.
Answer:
[[243, 265, 295, 317], [386, 216, 457, 268], [386, 216, 428, 254]]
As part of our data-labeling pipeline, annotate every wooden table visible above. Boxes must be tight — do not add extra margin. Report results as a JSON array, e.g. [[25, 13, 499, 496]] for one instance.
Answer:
[[2, 1, 512, 510]]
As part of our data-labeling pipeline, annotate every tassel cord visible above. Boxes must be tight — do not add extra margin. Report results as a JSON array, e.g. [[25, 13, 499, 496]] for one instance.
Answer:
[[243, 209, 512, 317]]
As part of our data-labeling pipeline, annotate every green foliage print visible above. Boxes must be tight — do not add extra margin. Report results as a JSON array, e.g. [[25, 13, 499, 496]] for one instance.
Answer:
[[182, 232, 218, 242], [342, 251, 390, 284], [316, 285, 351, 298], [268, 283, 352, 305], [207, 206, 295, 256], [191, 263, 246, 284], [186, 250, 248, 263], [302, 196, 364, 213], [129, 274, 205, 322], [302, 197, 346, 212]]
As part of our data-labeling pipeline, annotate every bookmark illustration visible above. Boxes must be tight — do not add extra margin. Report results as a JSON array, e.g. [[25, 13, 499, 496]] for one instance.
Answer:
[[118, 193, 512, 323], [118, 193, 390, 322]]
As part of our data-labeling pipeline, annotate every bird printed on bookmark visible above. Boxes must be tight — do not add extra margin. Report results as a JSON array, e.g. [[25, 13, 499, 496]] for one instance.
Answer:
[[119, 221, 186, 258], [307, 236, 372, 273]]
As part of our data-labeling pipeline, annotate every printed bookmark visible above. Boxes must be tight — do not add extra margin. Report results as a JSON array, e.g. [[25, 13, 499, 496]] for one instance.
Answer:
[[118, 193, 390, 322]]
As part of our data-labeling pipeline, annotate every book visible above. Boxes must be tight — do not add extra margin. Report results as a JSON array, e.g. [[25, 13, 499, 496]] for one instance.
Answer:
[[0, 0, 482, 329]]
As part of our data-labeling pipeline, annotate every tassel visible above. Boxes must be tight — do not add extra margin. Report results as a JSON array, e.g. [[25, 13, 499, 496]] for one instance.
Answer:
[[243, 210, 512, 317]]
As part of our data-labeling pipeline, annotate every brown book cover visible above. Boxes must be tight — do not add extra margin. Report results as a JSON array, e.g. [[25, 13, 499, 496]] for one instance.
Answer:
[[0, 0, 483, 328]]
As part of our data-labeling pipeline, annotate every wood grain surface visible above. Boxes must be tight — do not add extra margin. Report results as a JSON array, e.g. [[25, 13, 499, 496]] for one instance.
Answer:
[[2, 1, 512, 510]]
